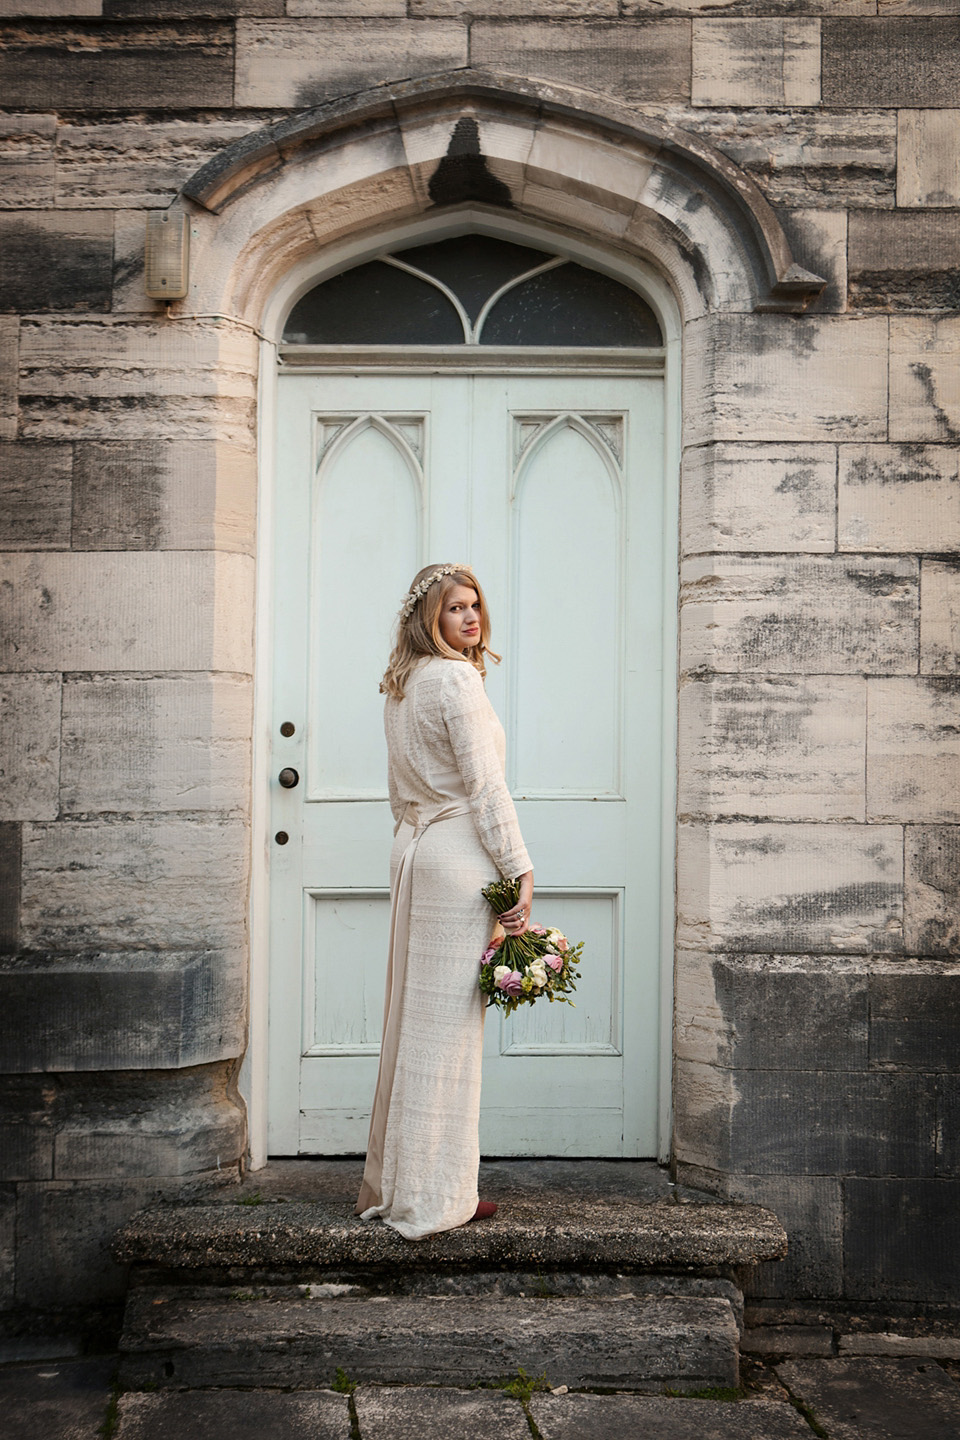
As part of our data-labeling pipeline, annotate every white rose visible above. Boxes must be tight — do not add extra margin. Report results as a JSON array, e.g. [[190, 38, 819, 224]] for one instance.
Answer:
[[528, 960, 548, 989], [493, 964, 512, 985]]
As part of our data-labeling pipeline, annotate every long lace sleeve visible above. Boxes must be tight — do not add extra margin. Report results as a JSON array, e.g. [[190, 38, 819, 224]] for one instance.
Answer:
[[440, 663, 532, 880]]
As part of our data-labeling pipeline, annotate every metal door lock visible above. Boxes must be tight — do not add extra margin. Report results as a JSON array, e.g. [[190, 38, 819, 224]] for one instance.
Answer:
[[278, 767, 300, 789]]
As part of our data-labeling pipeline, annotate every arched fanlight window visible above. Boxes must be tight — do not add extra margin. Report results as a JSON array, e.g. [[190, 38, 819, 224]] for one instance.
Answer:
[[282, 235, 663, 348]]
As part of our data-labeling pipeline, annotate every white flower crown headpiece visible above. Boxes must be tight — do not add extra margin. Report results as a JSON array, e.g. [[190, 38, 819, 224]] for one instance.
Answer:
[[399, 564, 472, 622]]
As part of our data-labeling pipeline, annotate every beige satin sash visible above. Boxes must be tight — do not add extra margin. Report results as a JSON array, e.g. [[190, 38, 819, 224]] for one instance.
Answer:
[[356, 801, 471, 1216]]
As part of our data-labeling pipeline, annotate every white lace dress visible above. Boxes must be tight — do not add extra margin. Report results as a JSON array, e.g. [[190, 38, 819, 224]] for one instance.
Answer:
[[356, 656, 532, 1240]]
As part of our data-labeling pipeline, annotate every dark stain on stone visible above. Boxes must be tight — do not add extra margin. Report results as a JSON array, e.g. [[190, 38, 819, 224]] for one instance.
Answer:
[[844, 565, 914, 600], [849, 270, 960, 314], [428, 118, 513, 209], [72, 441, 166, 549], [847, 445, 941, 488], [731, 881, 902, 950], [909, 362, 960, 441], [0, 823, 21, 953], [775, 466, 823, 515]]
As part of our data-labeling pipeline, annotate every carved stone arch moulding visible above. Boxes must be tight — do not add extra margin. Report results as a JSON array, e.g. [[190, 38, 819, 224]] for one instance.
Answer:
[[176, 72, 825, 325]]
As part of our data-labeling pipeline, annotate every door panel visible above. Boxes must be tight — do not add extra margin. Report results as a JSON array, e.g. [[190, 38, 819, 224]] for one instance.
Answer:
[[268, 371, 664, 1157]]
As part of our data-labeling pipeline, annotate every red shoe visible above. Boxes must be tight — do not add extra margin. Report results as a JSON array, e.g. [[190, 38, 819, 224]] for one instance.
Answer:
[[470, 1201, 498, 1221]]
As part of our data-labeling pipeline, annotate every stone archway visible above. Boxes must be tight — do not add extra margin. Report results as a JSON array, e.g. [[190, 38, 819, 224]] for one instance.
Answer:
[[176, 70, 825, 332]]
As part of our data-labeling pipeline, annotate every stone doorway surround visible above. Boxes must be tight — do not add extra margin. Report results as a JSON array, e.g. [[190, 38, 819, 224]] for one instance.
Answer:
[[156, 70, 829, 1179]]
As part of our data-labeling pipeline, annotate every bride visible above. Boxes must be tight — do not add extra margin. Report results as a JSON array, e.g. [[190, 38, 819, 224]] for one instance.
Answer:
[[356, 564, 533, 1239]]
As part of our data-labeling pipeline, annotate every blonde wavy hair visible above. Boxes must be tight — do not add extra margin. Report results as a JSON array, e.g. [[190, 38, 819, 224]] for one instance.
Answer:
[[380, 564, 500, 700]]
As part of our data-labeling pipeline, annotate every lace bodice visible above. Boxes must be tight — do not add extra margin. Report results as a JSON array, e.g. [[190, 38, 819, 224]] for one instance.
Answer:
[[384, 657, 532, 880]]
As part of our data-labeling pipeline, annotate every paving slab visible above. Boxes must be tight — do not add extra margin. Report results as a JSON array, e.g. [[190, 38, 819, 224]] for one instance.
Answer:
[[530, 1393, 813, 1440], [0, 1357, 115, 1440], [114, 1388, 351, 1439], [777, 1357, 960, 1440], [354, 1386, 529, 1440]]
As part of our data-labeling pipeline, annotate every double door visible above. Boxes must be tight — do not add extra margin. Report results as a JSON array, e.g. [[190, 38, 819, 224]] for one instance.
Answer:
[[268, 369, 665, 1156]]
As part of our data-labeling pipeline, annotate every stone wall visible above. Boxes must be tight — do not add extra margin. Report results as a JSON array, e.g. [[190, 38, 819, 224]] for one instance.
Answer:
[[1, 3, 959, 1315]]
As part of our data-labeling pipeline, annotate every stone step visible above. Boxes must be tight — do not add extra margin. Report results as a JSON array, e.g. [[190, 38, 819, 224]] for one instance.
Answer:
[[114, 1196, 787, 1281], [119, 1283, 742, 1392]]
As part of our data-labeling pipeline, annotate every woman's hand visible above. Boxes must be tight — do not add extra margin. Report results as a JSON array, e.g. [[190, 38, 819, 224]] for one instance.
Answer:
[[499, 871, 533, 935]]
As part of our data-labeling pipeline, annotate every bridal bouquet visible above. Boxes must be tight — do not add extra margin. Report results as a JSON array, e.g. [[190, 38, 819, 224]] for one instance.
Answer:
[[478, 877, 583, 1015]]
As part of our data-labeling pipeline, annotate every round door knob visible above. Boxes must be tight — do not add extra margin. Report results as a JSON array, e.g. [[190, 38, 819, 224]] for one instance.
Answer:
[[278, 767, 300, 789]]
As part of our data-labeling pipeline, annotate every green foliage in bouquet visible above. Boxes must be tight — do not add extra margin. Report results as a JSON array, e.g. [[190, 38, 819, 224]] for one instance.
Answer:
[[478, 876, 583, 1016]]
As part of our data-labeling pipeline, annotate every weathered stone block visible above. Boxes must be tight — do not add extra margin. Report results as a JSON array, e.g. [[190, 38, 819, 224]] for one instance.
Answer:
[[0, 823, 20, 952], [20, 818, 248, 952], [0, 1076, 56, 1182], [16, 1178, 177, 1306], [0, 552, 254, 672], [897, 110, 960, 208], [684, 315, 888, 446], [735, 1069, 936, 1176], [18, 318, 258, 447], [890, 317, 960, 443], [291, 0, 406, 12], [838, 445, 960, 554], [921, 559, 960, 676], [938, 1076, 959, 1177], [0, 0, 101, 11], [777, 209, 846, 313], [60, 674, 251, 816], [725, 1175, 843, 1301], [53, 1064, 245, 1180], [0, 951, 246, 1070], [653, 105, 895, 209], [675, 952, 870, 1070], [675, 1062, 935, 1180], [676, 822, 903, 953], [844, 1178, 960, 1302], [867, 678, 960, 824], [0, 112, 55, 207], [471, 21, 691, 104], [104, 0, 282, 14], [682, 443, 835, 554], [0, 211, 114, 313], [678, 676, 866, 821], [692, 19, 820, 107], [54, 118, 257, 210], [0, 441, 72, 548], [905, 826, 960, 956], [112, 208, 158, 316], [72, 440, 256, 552], [849, 210, 960, 310], [0, 674, 61, 822], [680, 555, 918, 677], [869, 967, 960, 1073], [0, 22, 234, 110], [822, 18, 960, 106], [0, 1185, 13, 1307], [0, 316, 16, 440], [235, 19, 467, 107]]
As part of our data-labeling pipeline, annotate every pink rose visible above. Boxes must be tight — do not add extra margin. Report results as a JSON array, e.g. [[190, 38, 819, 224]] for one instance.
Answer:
[[556, 937, 569, 953], [481, 946, 497, 963], [528, 923, 547, 936], [546, 954, 563, 972], [497, 969, 524, 996]]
